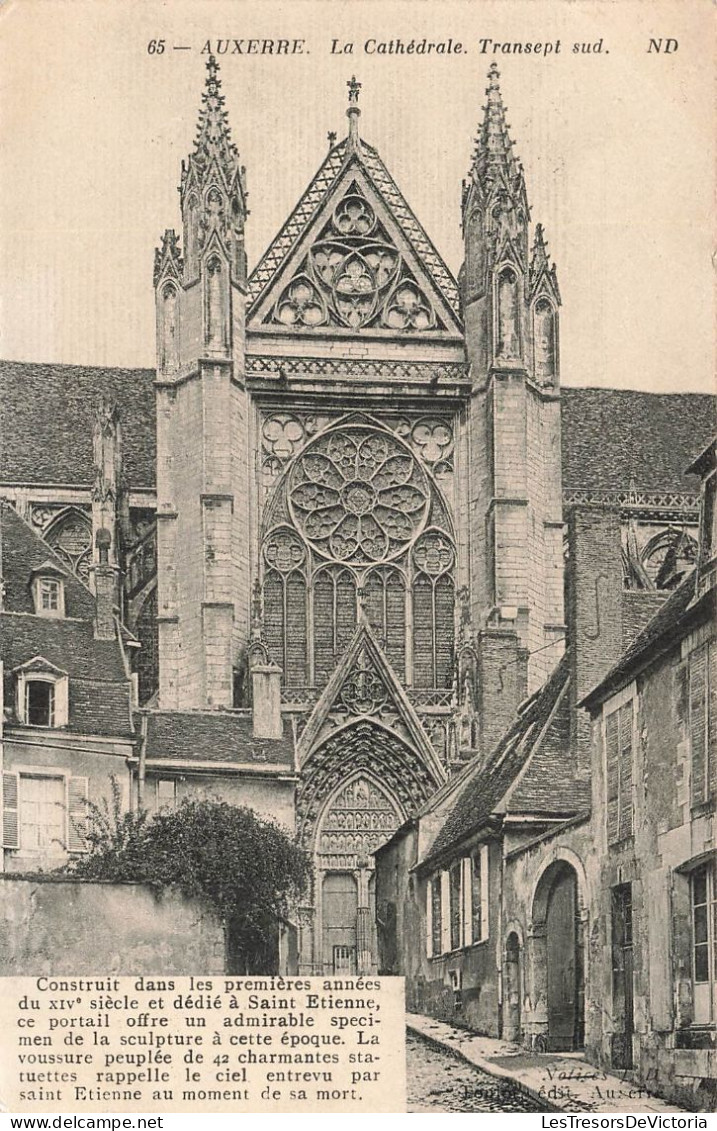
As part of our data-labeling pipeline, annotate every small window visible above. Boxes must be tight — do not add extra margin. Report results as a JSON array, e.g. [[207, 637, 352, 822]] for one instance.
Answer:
[[32, 574, 65, 618], [25, 680, 55, 727], [605, 700, 634, 845]]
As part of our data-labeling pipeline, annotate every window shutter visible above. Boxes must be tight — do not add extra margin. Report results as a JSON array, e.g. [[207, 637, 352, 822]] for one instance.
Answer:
[[462, 856, 473, 946], [67, 777, 89, 852], [689, 646, 708, 806], [440, 871, 450, 954], [618, 704, 634, 840], [55, 676, 69, 728], [480, 844, 490, 940], [605, 709, 620, 844], [2, 772, 19, 849], [425, 879, 433, 958]]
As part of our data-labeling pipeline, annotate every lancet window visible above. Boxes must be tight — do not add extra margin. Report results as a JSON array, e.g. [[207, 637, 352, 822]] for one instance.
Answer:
[[261, 423, 455, 691]]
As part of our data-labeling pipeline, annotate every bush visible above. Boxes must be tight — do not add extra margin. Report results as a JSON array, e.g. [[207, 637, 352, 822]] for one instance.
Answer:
[[68, 787, 311, 972]]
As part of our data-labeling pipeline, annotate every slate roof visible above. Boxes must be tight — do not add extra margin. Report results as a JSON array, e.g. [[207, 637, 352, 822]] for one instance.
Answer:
[[421, 653, 587, 868], [0, 502, 133, 737], [0, 360, 156, 490], [581, 571, 713, 710], [0, 500, 95, 618], [142, 710, 295, 768], [2, 358, 712, 502], [561, 387, 715, 497]]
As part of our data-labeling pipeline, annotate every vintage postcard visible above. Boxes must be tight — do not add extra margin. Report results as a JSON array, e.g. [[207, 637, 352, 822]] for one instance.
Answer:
[[0, 0, 715, 1116]]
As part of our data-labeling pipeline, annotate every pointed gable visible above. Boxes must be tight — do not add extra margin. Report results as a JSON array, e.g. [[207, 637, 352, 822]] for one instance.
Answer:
[[297, 620, 447, 787], [247, 139, 462, 338]]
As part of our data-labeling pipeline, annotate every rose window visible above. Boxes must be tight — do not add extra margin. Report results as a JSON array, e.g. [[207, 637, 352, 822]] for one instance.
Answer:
[[289, 428, 429, 563]]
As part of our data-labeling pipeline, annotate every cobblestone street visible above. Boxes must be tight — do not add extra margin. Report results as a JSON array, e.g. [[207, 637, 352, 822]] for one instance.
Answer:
[[407, 1032, 549, 1113]]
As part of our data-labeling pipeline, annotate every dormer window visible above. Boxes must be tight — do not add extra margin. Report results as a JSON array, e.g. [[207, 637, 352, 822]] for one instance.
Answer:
[[39, 578, 61, 613], [13, 658, 69, 729], [26, 680, 55, 727], [30, 564, 66, 618]]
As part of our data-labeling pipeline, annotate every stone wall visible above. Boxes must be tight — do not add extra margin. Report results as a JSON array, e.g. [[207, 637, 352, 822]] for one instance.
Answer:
[[0, 876, 225, 975]]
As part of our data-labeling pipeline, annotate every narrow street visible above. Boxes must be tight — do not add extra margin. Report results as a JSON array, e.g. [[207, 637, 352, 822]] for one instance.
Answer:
[[407, 1031, 549, 1113]]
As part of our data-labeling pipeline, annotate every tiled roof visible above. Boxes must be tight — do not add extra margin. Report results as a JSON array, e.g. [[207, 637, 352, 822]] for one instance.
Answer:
[[423, 654, 584, 865], [0, 360, 156, 490], [561, 387, 715, 497], [581, 572, 712, 709], [0, 503, 133, 736], [2, 359, 712, 505], [142, 711, 295, 768], [0, 501, 95, 618]]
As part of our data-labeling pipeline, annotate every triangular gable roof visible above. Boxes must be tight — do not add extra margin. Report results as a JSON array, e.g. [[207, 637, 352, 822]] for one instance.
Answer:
[[297, 618, 447, 787], [247, 138, 462, 334], [12, 654, 68, 677]]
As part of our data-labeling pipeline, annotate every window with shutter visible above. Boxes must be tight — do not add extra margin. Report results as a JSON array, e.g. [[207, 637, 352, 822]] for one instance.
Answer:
[[19, 775, 65, 852], [605, 701, 634, 845], [449, 863, 462, 950], [689, 645, 709, 807], [2, 772, 19, 849], [430, 875, 442, 957]]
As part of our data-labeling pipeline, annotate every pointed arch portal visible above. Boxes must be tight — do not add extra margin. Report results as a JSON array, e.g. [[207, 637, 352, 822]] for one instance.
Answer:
[[298, 720, 438, 974]]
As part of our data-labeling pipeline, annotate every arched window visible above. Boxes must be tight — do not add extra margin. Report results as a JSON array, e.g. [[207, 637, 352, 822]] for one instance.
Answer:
[[44, 509, 92, 582], [185, 194, 199, 275], [412, 532, 455, 689], [314, 566, 357, 685], [497, 267, 520, 360], [363, 567, 406, 679], [205, 257, 226, 349], [534, 299, 556, 382], [262, 528, 308, 686], [161, 284, 179, 373]]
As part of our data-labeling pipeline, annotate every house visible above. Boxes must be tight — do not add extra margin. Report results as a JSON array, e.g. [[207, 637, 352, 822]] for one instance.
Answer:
[[1, 501, 135, 871]]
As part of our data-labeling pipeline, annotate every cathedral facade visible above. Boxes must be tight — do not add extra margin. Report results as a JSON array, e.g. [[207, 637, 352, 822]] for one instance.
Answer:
[[0, 59, 711, 977]]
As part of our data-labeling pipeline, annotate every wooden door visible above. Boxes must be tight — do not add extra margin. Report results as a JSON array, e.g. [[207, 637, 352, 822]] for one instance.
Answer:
[[322, 872, 358, 973], [611, 884, 634, 1069], [546, 867, 578, 1051]]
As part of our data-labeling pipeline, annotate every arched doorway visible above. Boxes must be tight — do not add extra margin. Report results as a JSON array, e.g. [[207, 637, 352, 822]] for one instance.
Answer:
[[315, 773, 403, 974], [505, 931, 522, 1042], [532, 860, 585, 1052]]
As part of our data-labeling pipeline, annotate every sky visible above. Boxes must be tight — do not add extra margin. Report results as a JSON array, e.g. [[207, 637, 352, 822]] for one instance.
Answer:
[[0, 0, 714, 393]]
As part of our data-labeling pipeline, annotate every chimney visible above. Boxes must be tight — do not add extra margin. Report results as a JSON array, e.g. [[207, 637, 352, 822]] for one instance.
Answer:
[[251, 660, 283, 740], [90, 528, 119, 641], [476, 627, 529, 759], [566, 507, 624, 770]]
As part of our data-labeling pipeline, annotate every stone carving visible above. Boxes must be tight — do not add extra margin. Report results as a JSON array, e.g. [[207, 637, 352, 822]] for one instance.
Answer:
[[413, 531, 455, 576], [289, 426, 429, 564], [44, 509, 92, 582], [269, 185, 440, 332]]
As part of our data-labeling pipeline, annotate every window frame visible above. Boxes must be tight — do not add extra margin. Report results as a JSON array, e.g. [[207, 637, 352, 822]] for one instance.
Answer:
[[2, 768, 88, 855], [691, 859, 717, 1025], [425, 844, 490, 958], [31, 573, 65, 618], [15, 669, 69, 729], [602, 685, 636, 847], [688, 642, 711, 810]]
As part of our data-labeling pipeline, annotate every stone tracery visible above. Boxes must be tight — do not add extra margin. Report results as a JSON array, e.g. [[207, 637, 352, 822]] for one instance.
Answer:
[[269, 184, 441, 332]]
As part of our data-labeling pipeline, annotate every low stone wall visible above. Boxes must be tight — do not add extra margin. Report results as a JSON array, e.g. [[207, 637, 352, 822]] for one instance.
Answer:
[[0, 875, 225, 975]]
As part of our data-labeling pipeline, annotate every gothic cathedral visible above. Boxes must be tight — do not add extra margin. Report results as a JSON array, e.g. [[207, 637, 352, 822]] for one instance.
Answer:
[[151, 59, 564, 973]]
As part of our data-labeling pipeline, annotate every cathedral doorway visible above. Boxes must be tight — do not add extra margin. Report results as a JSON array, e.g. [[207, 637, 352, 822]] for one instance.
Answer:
[[314, 772, 403, 974]]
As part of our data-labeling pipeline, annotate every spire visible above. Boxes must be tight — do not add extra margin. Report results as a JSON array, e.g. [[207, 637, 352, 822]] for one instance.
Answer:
[[530, 224, 549, 275], [181, 55, 244, 198], [346, 75, 362, 148], [470, 63, 520, 188]]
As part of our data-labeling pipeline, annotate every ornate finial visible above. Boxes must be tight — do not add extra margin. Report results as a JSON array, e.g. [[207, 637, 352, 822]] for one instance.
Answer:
[[468, 64, 521, 192], [346, 76, 362, 146], [530, 223, 549, 275], [327, 130, 337, 149]]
